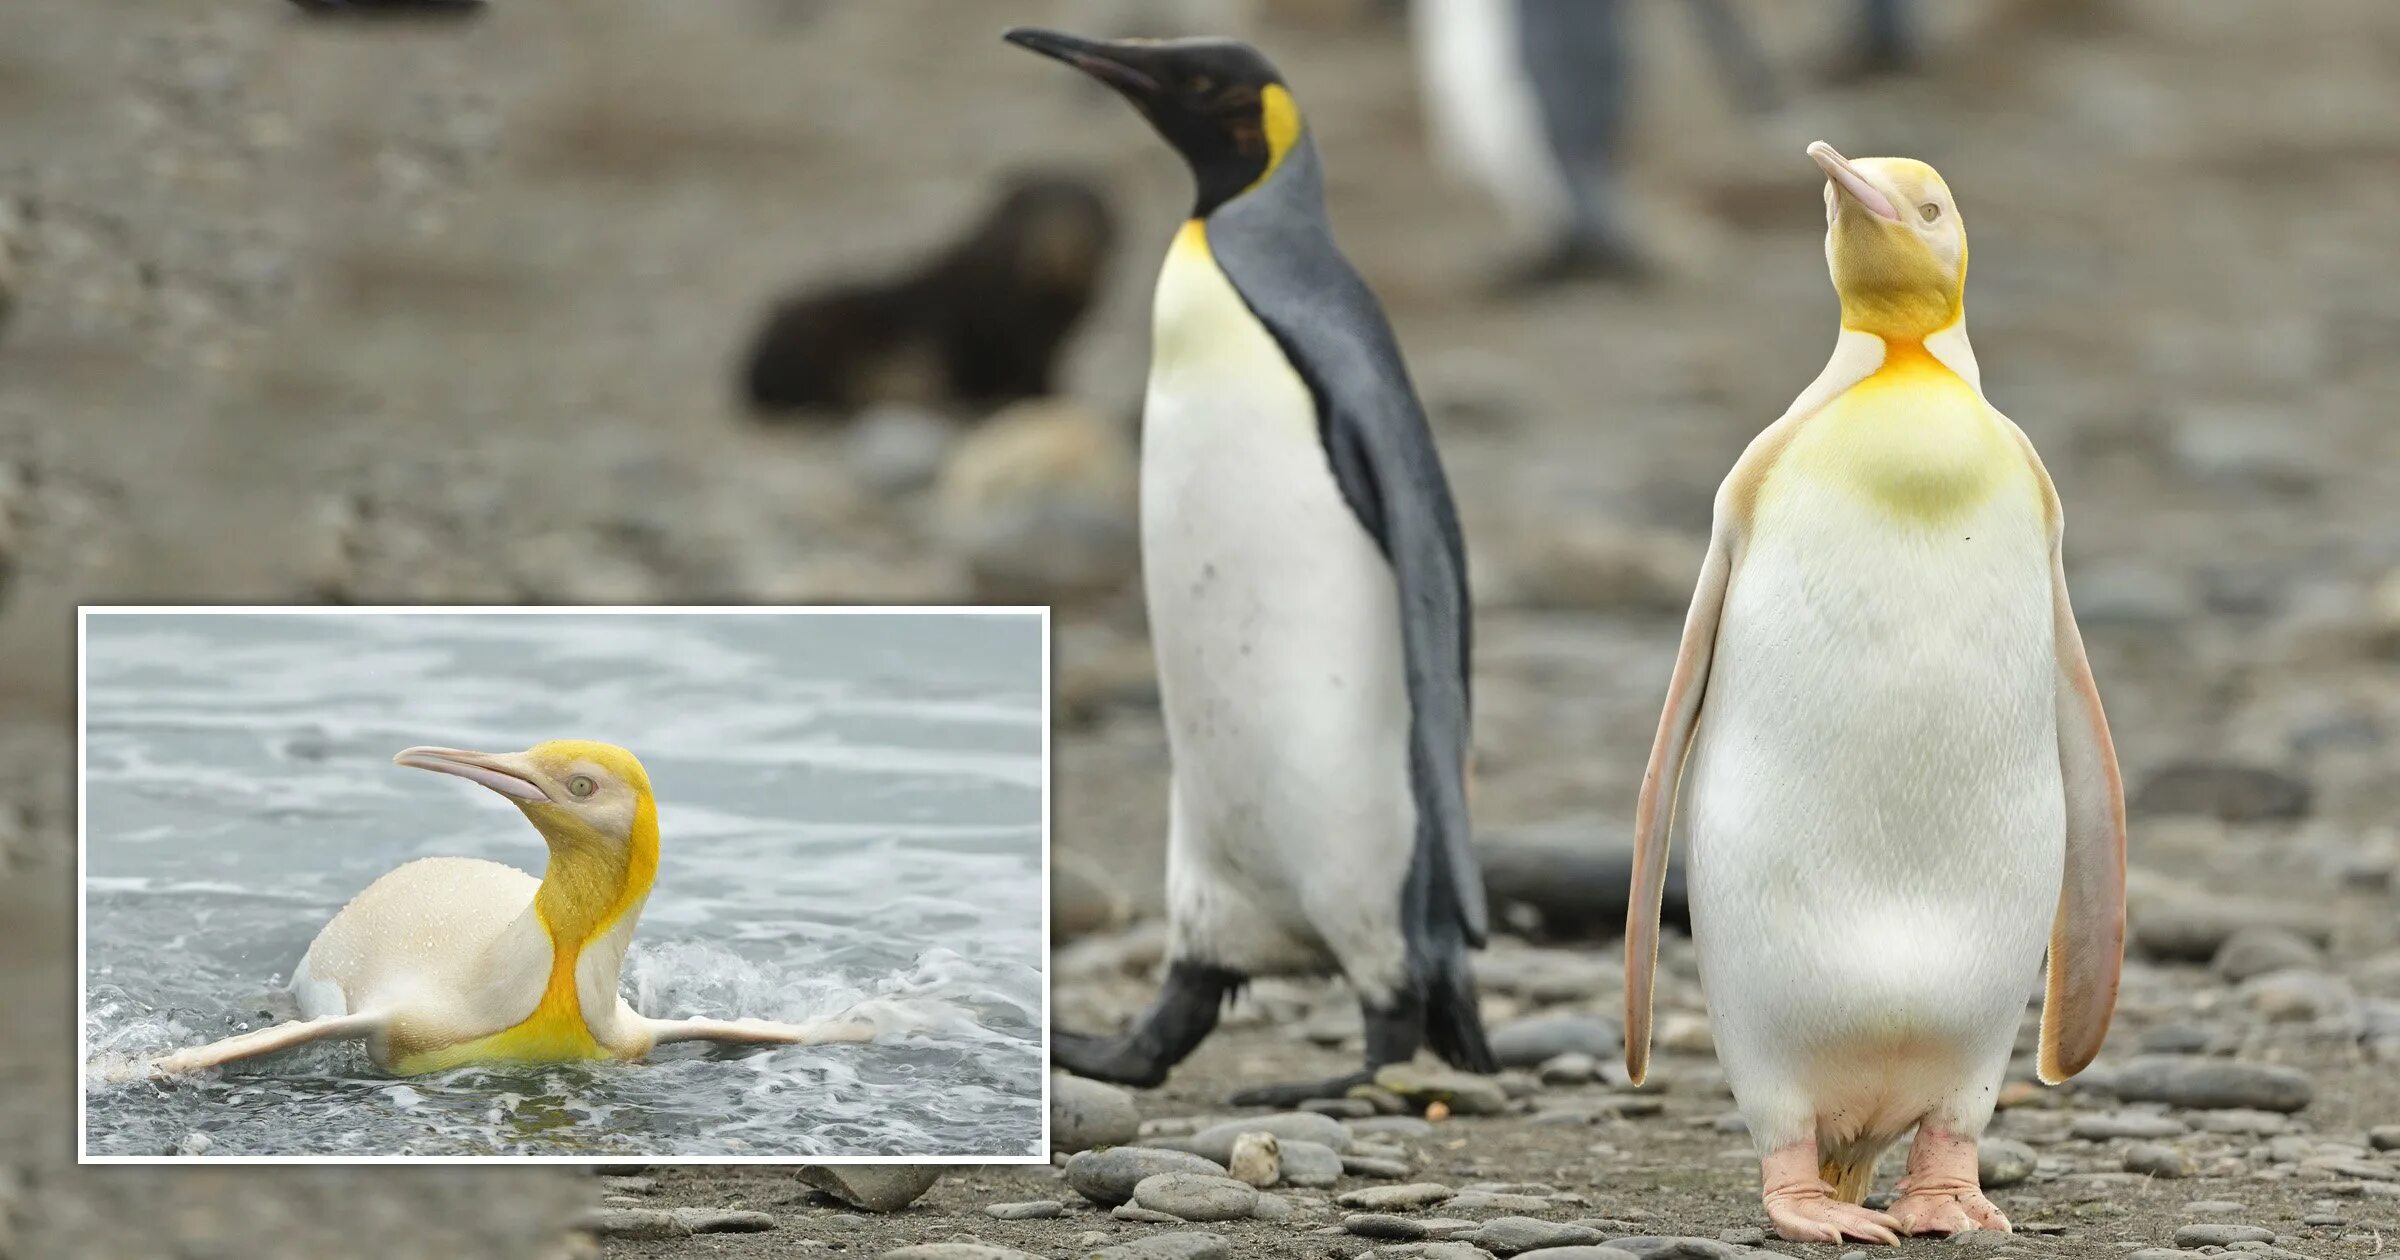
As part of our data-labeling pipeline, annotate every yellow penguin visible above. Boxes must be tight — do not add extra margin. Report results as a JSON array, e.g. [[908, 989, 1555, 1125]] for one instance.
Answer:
[[1622, 145, 2126, 1244], [149, 741, 874, 1078]]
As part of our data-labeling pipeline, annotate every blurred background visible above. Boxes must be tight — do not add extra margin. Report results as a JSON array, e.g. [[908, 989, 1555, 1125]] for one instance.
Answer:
[[1, 0, 2395, 1253]]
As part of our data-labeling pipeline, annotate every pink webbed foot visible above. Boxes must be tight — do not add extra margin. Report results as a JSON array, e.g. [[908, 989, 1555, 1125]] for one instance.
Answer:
[[1889, 1128, 2010, 1237], [1760, 1143, 1901, 1246]]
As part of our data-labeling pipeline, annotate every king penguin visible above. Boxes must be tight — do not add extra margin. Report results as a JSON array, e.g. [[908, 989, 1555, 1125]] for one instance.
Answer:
[[1622, 144, 2126, 1244], [1005, 28, 1498, 1105], [149, 740, 874, 1078]]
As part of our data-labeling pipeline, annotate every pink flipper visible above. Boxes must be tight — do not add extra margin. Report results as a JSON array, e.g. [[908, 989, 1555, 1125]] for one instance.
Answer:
[[1760, 1142, 1901, 1246], [1887, 1129, 2010, 1236]]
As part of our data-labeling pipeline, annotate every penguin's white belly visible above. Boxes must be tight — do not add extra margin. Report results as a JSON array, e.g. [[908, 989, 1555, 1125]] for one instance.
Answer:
[[290, 856, 545, 1029], [1139, 228, 1414, 995], [1684, 483, 2061, 1144]]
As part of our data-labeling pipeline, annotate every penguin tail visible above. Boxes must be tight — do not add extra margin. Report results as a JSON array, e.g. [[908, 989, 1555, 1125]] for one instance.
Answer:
[[1817, 1136, 1897, 1204], [1421, 946, 1498, 1075]]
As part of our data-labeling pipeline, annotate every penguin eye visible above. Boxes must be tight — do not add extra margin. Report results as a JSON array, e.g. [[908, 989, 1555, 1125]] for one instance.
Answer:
[[566, 775, 597, 798], [1919, 202, 1942, 223]]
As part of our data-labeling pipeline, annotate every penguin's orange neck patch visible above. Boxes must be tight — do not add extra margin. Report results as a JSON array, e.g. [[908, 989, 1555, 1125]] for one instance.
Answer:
[[1773, 335, 2023, 524]]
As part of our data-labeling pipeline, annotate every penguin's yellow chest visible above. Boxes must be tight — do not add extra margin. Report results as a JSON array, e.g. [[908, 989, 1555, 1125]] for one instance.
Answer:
[[388, 928, 612, 1075], [1768, 343, 2028, 525]]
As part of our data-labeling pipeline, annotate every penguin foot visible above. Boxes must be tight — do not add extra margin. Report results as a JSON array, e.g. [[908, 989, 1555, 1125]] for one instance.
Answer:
[[1760, 1144, 1900, 1245], [1051, 1029, 1171, 1089], [1889, 1128, 2009, 1235], [1052, 961, 1242, 1089], [1225, 1069, 1373, 1109]]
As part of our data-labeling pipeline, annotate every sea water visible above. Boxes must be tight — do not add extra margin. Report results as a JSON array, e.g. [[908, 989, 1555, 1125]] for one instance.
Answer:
[[80, 610, 1045, 1158]]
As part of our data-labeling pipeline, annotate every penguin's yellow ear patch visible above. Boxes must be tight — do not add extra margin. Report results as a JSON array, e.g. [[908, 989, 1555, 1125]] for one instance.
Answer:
[[1256, 84, 1302, 186]]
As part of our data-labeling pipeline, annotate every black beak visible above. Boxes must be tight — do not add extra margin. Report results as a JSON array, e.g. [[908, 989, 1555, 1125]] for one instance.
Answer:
[[1004, 27, 1163, 99]]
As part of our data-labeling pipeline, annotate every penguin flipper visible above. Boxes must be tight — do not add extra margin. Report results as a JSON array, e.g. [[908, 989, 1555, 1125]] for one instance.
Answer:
[[148, 1011, 385, 1078], [2036, 548, 2125, 1083], [644, 1014, 877, 1049], [1625, 531, 1731, 1085]]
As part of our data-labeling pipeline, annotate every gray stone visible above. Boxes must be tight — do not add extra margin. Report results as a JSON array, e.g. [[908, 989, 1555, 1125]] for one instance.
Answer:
[[1489, 1014, 1622, 1069], [1302, 1097, 1377, 1119], [2099, 1056, 2314, 1112], [1394, 1245, 1503, 1260], [1338, 1183, 1458, 1211], [934, 398, 1137, 601], [1600, 1239, 1750, 1259], [1087, 1233, 1232, 1260], [2240, 968, 2357, 1022], [842, 405, 958, 495], [2072, 1112, 2189, 1140], [1374, 1064, 1511, 1116], [2191, 1110, 2289, 1136], [2134, 900, 2333, 962], [1112, 1205, 1182, 1223], [1349, 1213, 1445, 1240], [796, 1165, 943, 1213], [1511, 1251, 1639, 1260], [2213, 927, 2327, 982], [1538, 1053, 1599, 1086], [1716, 1228, 1765, 1246], [1980, 1137, 2038, 1189], [1250, 1192, 1292, 1221], [2125, 1251, 2207, 1260], [2372, 1125, 2400, 1151], [1276, 1138, 1346, 1187], [1051, 1074, 1141, 1154], [878, 1238, 1036, 1248], [982, 1200, 1062, 1220], [1445, 1191, 1556, 1214], [2172, 1223, 2278, 1246], [1352, 1116, 1438, 1138], [577, 1209, 687, 1240], [2134, 761, 2311, 822], [2125, 1143, 2197, 1178], [1345, 1154, 1416, 1179], [1132, 1173, 1260, 1223], [1064, 1147, 1230, 1207], [1184, 1111, 1353, 1155], [1465, 1217, 1606, 1255]]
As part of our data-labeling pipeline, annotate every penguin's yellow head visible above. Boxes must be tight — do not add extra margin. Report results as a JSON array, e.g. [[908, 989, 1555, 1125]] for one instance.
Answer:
[[394, 740, 661, 934], [1005, 28, 1302, 217], [1809, 142, 1968, 342]]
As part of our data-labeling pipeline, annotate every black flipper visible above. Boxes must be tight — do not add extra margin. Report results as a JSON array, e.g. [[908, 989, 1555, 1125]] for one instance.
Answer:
[[1206, 135, 1494, 1073], [1052, 961, 1242, 1088]]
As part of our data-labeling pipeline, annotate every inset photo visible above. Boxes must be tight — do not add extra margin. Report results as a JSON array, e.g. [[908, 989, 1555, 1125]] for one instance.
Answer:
[[78, 607, 1048, 1162]]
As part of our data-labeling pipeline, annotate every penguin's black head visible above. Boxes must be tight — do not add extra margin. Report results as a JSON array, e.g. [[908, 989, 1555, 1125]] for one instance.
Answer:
[[1005, 29, 1301, 218]]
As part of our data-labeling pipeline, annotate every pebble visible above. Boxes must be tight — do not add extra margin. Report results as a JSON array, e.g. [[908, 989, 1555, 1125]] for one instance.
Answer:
[[1464, 1217, 1605, 1254], [1348, 1213, 1449, 1240], [932, 398, 1138, 600], [1113, 1205, 1183, 1223], [1051, 1074, 1141, 1154], [1488, 1014, 1622, 1069], [1509, 1250, 1639, 1260], [796, 1166, 943, 1213], [1396, 1244, 1504, 1260], [2133, 761, 2312, 822], [2133, 900, 2332, 962], [1980, 1137, 2038, 1189], [1302, 1098, 1377, 1119], [1184, 1111, 1353, 1154], [2172, 1223, 2278, 1246], [1339, 1183, 1458, 1211], [1132, 1172, 1260, 1223], [1226, 1131, 1280, 1187], [2125, 1251, 2207, 1260], [2126, 1142, 2197, 1178], [1344, 1154, 1415, 1179], [982, 1200, 1061, 1220], [1088, 1233, 1231, 1260], [1373, 1065, 1511, 1116], [840, 405, 958, 495], [2191, 1110, 2289, 1136], [2184, 1200, 2247, 1214], [2213, 927, 2328, 982], [1444, 1191, 1555, 1214], [1539, 1053, 1599, 1085], [878, 1238, 1036, 1248], [1352, 1116, 1437, 1139], [2242, 968, 2358, 1021], [2371, 1125, 2400, 1151], [1064, 1147, 1231, 1207], [578, 1209, 688, 1241], [1251, 1192, 1292, 1221], [2100, 1056, 2315, 1112], [1598, 1238, 1751, 1259], [2072, 1112, 2190, 1140]]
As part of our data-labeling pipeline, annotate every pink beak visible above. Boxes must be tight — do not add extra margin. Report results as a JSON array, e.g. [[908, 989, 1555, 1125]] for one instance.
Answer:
[[1808, 141, 1902, 224]]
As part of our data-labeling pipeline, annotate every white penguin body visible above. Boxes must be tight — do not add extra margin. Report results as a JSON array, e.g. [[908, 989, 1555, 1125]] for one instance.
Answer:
[[1684, 336, 2063, 1161], [1142, 223, 1415, 1003], [1411, 0, 1571, 237]]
